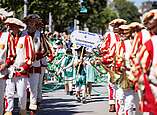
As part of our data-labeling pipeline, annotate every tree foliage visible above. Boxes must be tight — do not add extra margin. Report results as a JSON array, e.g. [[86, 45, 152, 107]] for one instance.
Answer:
[[113, 0, 140, 23], [0, 0, 24, 18], [0, 0, 140, 33], [78, 0, 117, 33], [28, 0, 80, 31]]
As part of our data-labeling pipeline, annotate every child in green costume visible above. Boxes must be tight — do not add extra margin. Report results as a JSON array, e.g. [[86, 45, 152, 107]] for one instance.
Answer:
[[54, 41, 66, 82], [85, 57, 96, 100], [74, 47, 87, 104], [60, 48, 74, 95]]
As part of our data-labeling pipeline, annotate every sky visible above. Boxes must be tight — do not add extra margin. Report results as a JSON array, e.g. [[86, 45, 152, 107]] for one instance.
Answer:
[[129, 0, 157, 7]]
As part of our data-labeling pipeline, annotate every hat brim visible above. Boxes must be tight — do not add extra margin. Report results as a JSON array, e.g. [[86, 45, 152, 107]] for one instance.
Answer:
[[4, 18, 26, 28], [119, 25, 129, 30], [109, 19, 127, 27], [23, 18, 44, 28], [23, 14, 41, 23]]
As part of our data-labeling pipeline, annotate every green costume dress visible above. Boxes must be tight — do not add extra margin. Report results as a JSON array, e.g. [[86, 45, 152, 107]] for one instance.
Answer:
[[86, 60, 96, 83], [75, 63, 86, 87], [61, 55, 74, 81]]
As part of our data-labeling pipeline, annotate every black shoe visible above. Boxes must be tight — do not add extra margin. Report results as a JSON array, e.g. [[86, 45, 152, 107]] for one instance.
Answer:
[[76, 97, 81, 102], [66, 91, 70, 95], [133, 108, 136, 111], [109, 104, 116, 112], [26, 101, 30, 111], [69, 91, 73, 95], [82, 97, 86, 104], [37, 102, 41, 110]]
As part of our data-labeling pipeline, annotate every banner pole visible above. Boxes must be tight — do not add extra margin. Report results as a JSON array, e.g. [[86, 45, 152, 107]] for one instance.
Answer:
[[76, 47, 85, 78]]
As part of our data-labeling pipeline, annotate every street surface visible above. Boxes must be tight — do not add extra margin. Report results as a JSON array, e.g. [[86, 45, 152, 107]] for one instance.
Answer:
[[37, 83, 114, 115], [13, 82, 142, 115]]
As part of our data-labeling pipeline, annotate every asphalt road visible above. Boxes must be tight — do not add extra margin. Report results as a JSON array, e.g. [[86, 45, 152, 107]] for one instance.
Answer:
[[37, 83, 114, 115], [12, 82, 143, 115]]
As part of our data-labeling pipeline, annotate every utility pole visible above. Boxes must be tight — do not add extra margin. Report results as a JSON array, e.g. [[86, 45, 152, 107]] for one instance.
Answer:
[[84, 23, 88, 32], [74, 19, 79, 30], [24, 0, 28, 17], [49, 12, 52, 32]]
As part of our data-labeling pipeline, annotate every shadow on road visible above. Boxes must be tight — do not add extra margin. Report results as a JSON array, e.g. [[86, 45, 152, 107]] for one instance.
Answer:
[[37, 98, 93, 115], [37, 109, 93, 115], [86, 96, 108, 104]]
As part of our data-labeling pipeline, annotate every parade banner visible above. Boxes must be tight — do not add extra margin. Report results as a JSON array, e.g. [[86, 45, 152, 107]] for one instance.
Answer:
[[70, 30, 100, 50]]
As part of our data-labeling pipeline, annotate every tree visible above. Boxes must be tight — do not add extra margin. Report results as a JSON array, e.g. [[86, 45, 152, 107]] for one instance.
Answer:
[[0, 0, 140, 33], [98, 7, 118, 33], [113, 0, 140, 23], [0, 0, 80, 32], [78, 0, 108, 33], [79, 0, 117, 33], [0, 0, 24, 18], [28, 0, 80, 32]]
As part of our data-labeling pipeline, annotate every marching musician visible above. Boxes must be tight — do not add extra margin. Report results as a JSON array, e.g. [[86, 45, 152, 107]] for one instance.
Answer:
[[114, 24, 136, 115], [22, 14, 53, 115], [129, 22, 152, 69], [0, 13, 15, 115], [98, 19, 127, 112], [131, 9, 157, 114], [4, 18, 34, 115]]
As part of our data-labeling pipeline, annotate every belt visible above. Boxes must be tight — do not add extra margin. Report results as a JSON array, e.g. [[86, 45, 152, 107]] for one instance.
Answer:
[[29, 67, 41, 73], [15, 68, 28, 74], [41, 64, 47, 67]]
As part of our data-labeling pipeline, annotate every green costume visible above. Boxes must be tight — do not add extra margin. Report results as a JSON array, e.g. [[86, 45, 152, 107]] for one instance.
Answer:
[[47, 47, 65, 82], [75, 64, 86, 87], [86, 59, 96, 83], [61, 55, 74, 80]]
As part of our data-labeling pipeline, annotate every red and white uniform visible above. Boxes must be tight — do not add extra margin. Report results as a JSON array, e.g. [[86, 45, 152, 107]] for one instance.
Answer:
[[100, 32, 120, 65], [28, 30, 54, 110], [38, 38, 54, 102], [0, 32, 15, 78], [37, 57, 47, 103], [132, 35, 157, 114], [0, 32, 15, 115], [115, 39, 135, 115], [28, 30, 43, 110], [129, 29, 152, 115], [5, 32, 34, 112], [130, 29, 151, 65], [100, 32, 120, 105]]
